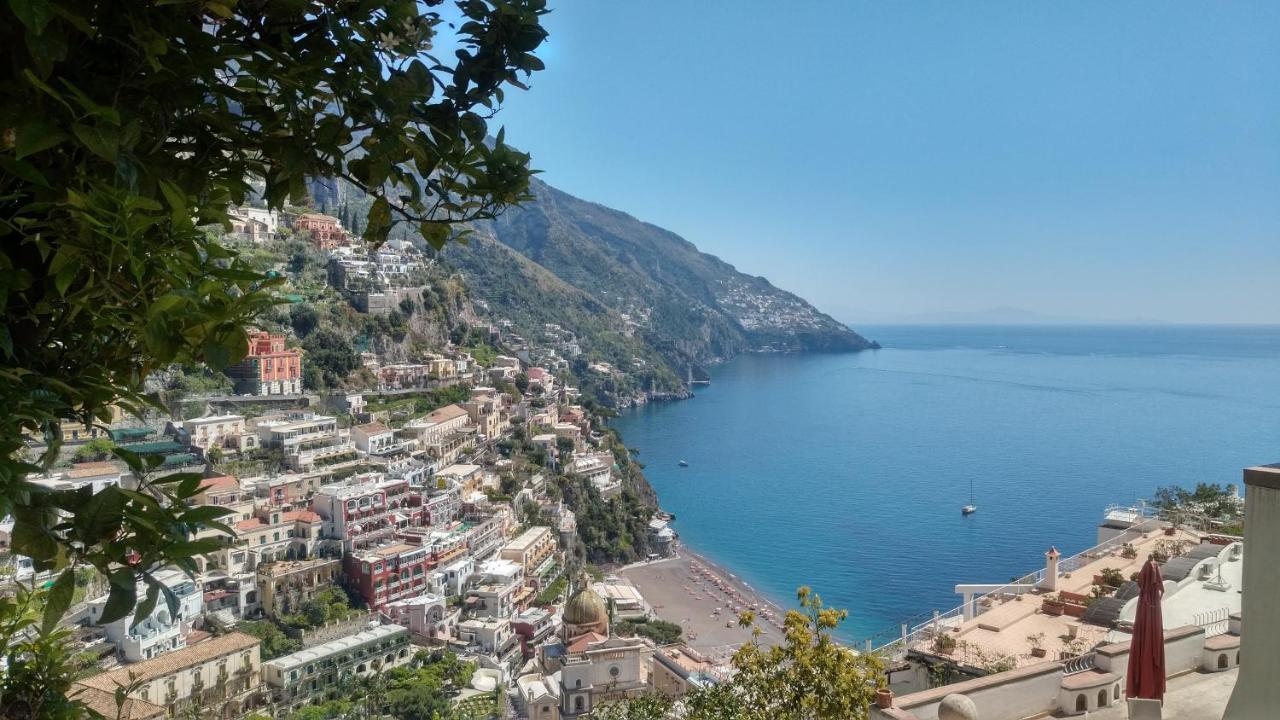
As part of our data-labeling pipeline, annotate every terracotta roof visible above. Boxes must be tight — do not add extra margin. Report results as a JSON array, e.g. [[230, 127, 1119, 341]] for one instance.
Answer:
[[66, 462, 123, 478], [235, 518, 266, 531], [373, 543, 416, 558], [78, 632, 260, 691], [425, 404, 469, 424], [283, 510, 321, 523], [566, 631, 608, 654], [355, 422, 392, 435], [199, 475, 239, 492], [70, 685, 165, 720]]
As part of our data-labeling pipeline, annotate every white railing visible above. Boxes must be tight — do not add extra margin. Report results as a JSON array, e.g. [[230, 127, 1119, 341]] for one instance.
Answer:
[[867, 507, 1172, 658], [1063, 651, 1098, 675], [1194, 607, 1231, 638]]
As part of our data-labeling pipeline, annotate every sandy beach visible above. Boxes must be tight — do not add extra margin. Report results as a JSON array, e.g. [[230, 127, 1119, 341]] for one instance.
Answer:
[[619, 544, 789, 663]]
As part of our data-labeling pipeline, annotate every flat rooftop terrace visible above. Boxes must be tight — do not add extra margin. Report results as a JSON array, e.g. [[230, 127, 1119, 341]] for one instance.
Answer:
[[1085, 667, 1236, 719], [915, 527, 1205, 668]]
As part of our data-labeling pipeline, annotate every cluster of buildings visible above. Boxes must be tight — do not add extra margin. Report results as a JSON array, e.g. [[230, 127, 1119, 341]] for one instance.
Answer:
[[328, 239, 433, 315], [2, 334, 693, 720]]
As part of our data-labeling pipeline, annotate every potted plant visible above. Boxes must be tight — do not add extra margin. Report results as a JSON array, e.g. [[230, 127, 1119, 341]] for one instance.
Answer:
[[1097, 567, 1125, 588], [876, 687, 894, 709], [933, 632, 957, 656], [1027, 632, 1047, 658], [1164, 526, 1177, 536], [1121, 543, 1138, 559], [1042, 594, 1065, 616]]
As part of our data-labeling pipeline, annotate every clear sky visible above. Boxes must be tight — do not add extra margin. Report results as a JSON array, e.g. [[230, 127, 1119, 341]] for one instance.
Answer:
[[490, 1, 1279, 324]]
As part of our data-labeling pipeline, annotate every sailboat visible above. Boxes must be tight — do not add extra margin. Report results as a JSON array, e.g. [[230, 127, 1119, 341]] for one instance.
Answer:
[[962, 477, 977, 515]]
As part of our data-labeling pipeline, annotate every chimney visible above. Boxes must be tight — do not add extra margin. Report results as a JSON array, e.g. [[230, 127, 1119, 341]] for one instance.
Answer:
[[1040, 547, 1061, 592]]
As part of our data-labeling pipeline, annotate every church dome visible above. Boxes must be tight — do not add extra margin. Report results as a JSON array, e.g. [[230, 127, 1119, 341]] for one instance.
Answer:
[[563, 583, 608, 627]]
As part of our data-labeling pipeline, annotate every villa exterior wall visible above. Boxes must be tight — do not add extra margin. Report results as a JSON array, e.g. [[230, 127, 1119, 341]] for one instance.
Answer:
[[882, 661, 1065, 720]]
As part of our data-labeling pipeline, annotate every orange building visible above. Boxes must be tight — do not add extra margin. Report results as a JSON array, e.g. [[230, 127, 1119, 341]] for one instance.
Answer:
[[227, 331, 303, 396], [294, 212, 349, 249]]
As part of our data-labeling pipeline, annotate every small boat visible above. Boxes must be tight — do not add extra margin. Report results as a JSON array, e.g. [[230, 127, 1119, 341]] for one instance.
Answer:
[[678, 460, 689, 467], [962, 477, 978, 515]]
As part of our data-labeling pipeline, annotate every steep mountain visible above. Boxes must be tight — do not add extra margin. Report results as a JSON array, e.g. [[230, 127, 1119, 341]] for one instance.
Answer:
[[454, 177, 877, 374], [440, 232, 686, 400]]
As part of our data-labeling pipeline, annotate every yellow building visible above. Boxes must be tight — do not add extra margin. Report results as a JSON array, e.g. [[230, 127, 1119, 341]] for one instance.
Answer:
[[500, 526, 557, 577], [257, 558, 343, 618], [75, 632, 266, 718]]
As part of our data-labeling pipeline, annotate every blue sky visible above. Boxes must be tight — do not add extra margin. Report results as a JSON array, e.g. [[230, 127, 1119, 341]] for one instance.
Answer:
[[489, 2, 1279, 323]]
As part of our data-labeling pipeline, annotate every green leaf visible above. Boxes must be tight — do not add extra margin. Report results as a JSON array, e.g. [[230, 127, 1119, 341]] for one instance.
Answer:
[[14, 120, 68, 159], [179, 505, 234, 524], [159, 580, 179, 618], [420, 223, 451, 250], [0, 156, 52, 188], [130, 582, 160, 630], [10, 509, 57, 562], [73, 486, 128, 543], [368, 196, 391, 231], [168, 539, 227, 557], [97, 570, 138, 625], [10, 0, 55, 35], [54, 266, 76, 296], [72, 123, 119, 161], [42, 567, 75, 633]]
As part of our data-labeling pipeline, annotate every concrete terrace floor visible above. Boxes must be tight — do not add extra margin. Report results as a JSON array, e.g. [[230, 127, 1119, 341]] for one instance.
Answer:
[[921, 528, 1202, 667], [1081, 668, 1237, 719]]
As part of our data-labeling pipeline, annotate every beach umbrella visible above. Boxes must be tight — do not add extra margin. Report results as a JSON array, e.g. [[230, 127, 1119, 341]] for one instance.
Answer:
[[1126, 558, 1166, 701]]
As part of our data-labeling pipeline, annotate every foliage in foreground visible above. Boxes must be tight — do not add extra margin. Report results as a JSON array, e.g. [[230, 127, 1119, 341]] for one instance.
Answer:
[[595, 588, 885, 720], [0, 0, 545, 715]]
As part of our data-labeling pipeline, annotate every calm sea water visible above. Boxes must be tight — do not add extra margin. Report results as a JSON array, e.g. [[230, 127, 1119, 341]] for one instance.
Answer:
[[611, 325, 1280, 641]]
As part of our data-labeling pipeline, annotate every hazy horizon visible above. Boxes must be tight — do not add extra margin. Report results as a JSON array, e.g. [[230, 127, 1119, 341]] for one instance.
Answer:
[[494, 2, 1279, 324]]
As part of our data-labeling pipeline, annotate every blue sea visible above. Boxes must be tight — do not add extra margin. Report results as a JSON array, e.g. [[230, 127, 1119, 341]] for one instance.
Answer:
[[611, 325, 1280, 642]]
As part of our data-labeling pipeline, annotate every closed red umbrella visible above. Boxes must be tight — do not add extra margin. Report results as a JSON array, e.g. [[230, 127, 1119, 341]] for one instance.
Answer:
[[1126, 558, 1166, 700]]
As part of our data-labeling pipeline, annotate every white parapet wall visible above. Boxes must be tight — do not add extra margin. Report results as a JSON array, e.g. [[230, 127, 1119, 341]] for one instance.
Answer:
[[874, 661, 1065, 720], [878, 625, 1211, 720]]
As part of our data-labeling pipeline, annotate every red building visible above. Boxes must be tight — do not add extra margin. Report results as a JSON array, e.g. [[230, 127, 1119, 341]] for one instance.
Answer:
[[345, 543, 435, 610], [226, 331, 302, 396], [294, 213, 349, 249], [312, 476, 425, 554]]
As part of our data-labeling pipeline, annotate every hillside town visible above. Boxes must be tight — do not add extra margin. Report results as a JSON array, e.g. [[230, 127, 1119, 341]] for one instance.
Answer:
[[0, 207, 716, 720], [5, 207, 1269, 720]]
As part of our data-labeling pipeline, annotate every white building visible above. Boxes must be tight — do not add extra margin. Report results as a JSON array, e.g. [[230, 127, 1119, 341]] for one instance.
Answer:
[[352, 422, 397, 455], [183, 414, 256, 452], [87, 568, 203, 662], [455, 617, 519, 661], [383, 594, 458, 642], [256, 414, 354, 471], [469, 558, 530, 619], [263, 624, 413, 712]]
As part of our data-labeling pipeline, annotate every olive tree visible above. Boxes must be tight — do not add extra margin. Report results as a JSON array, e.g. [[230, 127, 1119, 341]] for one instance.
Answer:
[[0, 0, 545, 714]]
